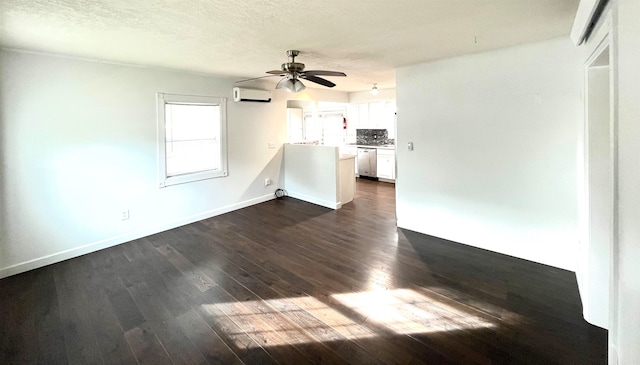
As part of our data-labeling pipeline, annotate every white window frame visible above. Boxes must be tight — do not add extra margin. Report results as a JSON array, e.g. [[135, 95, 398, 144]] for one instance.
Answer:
[[318, 108, 347, 145], [157, 93, 228, 187]]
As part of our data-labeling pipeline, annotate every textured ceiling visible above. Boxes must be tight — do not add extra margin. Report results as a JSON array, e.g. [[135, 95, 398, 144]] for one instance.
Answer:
[[0, 0, 578, 92]]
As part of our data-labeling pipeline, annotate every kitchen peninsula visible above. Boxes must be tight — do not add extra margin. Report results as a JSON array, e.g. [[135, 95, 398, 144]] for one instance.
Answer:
[[283, 144, 355, 209]]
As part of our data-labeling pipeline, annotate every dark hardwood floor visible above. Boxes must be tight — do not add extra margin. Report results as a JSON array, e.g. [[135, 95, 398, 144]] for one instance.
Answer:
[[0, 179, 607, 364]]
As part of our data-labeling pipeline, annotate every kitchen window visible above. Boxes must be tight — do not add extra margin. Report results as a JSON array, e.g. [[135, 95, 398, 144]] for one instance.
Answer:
[[319, 111, 346, 145], [157, 93, 227, 187]]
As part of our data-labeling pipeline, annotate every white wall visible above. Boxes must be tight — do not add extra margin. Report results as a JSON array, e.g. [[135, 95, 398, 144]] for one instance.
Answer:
[[575, 1, 640, 361], [284, 87, 350, 105], [0, 49, 292, 278], [349, 88, 396, 103], [584, 63, 612, 329], [395, 38, 582, 271], [613, 0, 640, 362], [573, 5, 615, 332], [283, 144, 339, 209]]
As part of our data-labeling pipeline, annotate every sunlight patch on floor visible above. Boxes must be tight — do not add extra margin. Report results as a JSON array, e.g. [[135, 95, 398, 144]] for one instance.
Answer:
[[332, 288, 496, 335], [202, 296, 375, 348], [201, 288, 497, 348]]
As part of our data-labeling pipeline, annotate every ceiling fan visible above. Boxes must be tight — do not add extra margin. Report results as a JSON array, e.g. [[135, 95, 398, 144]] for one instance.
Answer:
[[236, 50, 346, 92]]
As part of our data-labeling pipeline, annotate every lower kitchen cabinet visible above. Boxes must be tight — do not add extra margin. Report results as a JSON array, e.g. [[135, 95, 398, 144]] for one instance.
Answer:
[[377, 149, 395, 180], [339, 155, 356, 205], [340, 146, 359, 175]]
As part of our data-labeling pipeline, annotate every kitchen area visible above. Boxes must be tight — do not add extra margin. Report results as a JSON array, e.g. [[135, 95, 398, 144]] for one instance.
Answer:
[[342, 128, 396, 182], [283, 93, 396, 209], [287, 96, 397, 182]]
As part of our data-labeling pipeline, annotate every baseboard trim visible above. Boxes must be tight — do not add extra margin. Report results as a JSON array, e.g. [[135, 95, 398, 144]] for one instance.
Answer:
[[397, 217, 575, 272], [0, 194, 275, 279], [287, 190, 339, 210]]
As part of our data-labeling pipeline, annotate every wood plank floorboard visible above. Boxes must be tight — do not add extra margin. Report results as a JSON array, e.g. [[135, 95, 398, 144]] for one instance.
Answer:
[[0, 179, 607, 364]]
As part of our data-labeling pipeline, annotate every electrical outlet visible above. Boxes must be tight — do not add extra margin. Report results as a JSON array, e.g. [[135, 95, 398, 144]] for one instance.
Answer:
[[121, 209, 129, 220], [264, 178, 271, 186]]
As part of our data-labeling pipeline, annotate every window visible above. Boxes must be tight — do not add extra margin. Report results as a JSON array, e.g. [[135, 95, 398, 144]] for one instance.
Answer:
[[157, 93, 227, 187], [319, 111, 346, 145], [304, 111, 321, 142], [287, 104, 348, 144], [287, 107, 304, 142]]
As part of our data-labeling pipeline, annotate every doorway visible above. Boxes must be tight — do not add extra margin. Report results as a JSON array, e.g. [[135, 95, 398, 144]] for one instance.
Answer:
[[580, 40, 612, 330]]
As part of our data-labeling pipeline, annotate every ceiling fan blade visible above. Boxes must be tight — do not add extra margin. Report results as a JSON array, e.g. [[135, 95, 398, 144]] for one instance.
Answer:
[[301, 75, 336, 88], [235, 74, 280, 83], [266, 70, 286, 75], [303, 70, 346, 77]]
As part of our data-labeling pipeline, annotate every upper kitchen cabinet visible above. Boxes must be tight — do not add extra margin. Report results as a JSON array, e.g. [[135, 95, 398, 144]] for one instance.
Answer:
[[347, 101, 396, 142]]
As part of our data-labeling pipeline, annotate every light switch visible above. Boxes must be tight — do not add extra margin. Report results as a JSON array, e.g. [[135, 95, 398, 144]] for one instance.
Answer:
[[407, 142, 414, 151], [268, 141, 276, 149]]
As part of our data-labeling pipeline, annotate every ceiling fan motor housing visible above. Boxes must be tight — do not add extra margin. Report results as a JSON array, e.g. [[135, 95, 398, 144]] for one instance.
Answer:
[[282, 62, 305, 74], [282, 50, 304, 75]]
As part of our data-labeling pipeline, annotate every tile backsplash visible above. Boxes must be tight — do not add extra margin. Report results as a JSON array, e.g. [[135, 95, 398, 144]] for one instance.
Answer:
[[356, 129, 393, 145]]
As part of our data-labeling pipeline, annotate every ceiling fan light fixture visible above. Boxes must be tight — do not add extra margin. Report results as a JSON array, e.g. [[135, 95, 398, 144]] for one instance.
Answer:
[[370, 83, 379, 95], [276, 77, 289, 90], [235, 50, 345, 91], [291, 78, 306, 93], [277, 77, 306, 93]]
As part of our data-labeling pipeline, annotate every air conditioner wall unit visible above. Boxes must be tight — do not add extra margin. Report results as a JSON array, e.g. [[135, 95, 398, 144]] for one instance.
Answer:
[[233, 87, 272, 102]]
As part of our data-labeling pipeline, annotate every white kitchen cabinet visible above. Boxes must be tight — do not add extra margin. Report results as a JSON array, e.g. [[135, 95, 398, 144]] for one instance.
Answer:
[[339, 155, 356, 205], [358, 103, 369, 128], [382, 101, 396, 139], [369, 102, 384, 127], [376, 148, 395, 180], [340, 146, 359, 175], [347, 101, 396, 140]]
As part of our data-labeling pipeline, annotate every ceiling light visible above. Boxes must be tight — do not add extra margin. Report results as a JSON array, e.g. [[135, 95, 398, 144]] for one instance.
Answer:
[[370, 83, 379, 95], [276, 76, 306, 93]]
